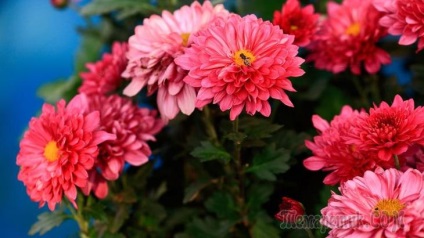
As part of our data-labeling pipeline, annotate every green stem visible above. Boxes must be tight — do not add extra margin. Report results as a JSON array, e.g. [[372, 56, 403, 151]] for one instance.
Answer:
[[394, 154, 401, 170], [304, 227, 316, 238], [351, 76, 368, 107], [202, 106, 219, 145], [232, 117, 249, 228], [68, 197, 90, 238], [367, 74, 381, 103]]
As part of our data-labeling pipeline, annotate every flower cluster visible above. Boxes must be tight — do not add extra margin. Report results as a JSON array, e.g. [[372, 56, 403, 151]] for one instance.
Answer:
[[17, 0, 305, 210], [304, 95, 424, 235], [18, 0, 424, 237]]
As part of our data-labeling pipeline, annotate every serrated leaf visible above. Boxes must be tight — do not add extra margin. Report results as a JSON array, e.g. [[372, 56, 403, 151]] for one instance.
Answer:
[[37, 76, 79, 103], [28, 210, 69, 235], [204, 192, 239, 222], [251, 220, 280, 238], [247, 183, 274, 217], [185, 217, 232, 238], [82, 201, 107, 221], [80, 0, 159, 17], [191, 141, 231, 163], [239, 118, 283, 140], [245, 144, 290, 181], [110, 204, 130, 233], [74, 33, 104, 73], [273, 130, 310, 156], [183, 178, 211, 204]]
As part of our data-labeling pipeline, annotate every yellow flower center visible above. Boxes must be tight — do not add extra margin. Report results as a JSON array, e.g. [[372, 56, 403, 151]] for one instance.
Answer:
[[345, 22, 361, 36], [181, 33, 190, 47], [374, 199, 404, 217], [44, 141, 60, 162], [290, 25, 298, 31], [234, 50, 256, 67]]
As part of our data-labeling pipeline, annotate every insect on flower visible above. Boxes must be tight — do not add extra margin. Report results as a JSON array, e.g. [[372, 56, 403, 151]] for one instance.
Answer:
[[239, 53, 252, 66]]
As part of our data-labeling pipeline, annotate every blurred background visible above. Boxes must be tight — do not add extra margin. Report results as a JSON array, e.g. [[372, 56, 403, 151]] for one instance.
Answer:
[[0, 0, 82, 237]]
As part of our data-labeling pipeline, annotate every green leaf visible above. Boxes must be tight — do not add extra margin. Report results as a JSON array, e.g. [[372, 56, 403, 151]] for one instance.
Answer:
[[28, 210, 68, 235], [247, 183, 274, 217], [204, 191, 239, 222], [273, 130, 310, 156], [245, 144, 290, 181], [315, 85, 351, 121], [74, 33, 104, 73], [183, 178, 212, 204], [37, 76, 79, 103], [251, 220, 280, 238], [80, 0, 159, 17], [82, 201, 107, 221], [184, 217, 232, 238], [239, 117, 283, 140], [110, 204, 131, 233], [191, 141, 231, 163]]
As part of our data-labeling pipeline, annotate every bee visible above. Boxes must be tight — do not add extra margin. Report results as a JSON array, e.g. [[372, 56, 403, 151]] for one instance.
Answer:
[[240, 53, 251, 66]]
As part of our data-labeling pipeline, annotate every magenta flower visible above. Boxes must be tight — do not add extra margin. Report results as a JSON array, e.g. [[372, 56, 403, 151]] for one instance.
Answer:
[[122, 1, 228, 121], [321, 168, 424, 237], [307, 0, 390, 74], [175, 14, 304, 120], [79, 42, 128, 96], [82, 94, 164, 198], [273, 0, 320, 47], [374, 0, 424, 52], [16, 94, 115, 210]]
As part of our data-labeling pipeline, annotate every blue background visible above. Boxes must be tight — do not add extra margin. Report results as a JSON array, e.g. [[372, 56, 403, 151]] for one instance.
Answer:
[[0, 1, 82, 237]]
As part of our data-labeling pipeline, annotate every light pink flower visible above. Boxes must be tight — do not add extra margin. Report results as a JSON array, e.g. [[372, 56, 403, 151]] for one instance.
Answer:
[[346, 95, 424, 162], [307, 0, 390, 74], [374, 0, 424, 52], [82, 94, 164, 198], [16, 95, 115, 210], [321, 168, 424, 237], [79, 42, 128, 95], [303, 106, 389, 185], [273, 0, 320, 47], [175, 14, 304, 120], [122, 1, 228, 121]]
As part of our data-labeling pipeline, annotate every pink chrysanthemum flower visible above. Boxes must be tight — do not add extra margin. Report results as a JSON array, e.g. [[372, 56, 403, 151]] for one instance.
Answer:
[[374, 0, 424, 52], [307, 0, 390, 74], [122, 1, 228, 121], [347, 95, 424, 162], [272, 0, 320, 47], [175, 14, 305, 120], [16, 95, 115, 210], [321, 168, 424, 237], [303, 106, 390, 185], [79, 42, 128, 95], [82, 94, 164, 198]]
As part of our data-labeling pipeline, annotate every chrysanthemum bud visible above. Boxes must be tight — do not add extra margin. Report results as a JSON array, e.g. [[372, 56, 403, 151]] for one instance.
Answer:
[[275, 197, 305, 223], [50, 0, 68, 9]]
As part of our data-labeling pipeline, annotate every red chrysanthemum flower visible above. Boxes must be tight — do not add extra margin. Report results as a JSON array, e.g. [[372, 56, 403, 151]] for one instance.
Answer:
[[122, 1, 228, 121], [274, 197, 305, 223], [175, 14, 304, 120], [321, 168, 424, 237], [347, 95, 424, 162], [374, 0, 424, 52], [303, 106, 389, 185], [272, 0, 320, 47], [307, 0, 391, 74], [16, 95, 115, 210], [82, 94, 164, 198], [79, 42, 128, 95]]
